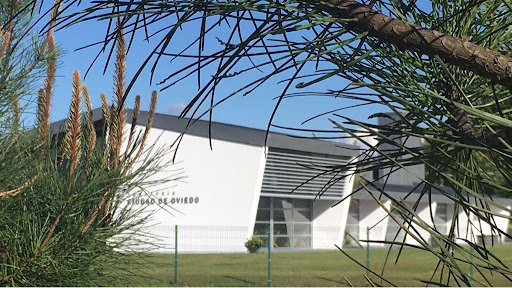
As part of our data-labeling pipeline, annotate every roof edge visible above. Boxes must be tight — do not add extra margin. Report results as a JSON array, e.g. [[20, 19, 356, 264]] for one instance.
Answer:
[[50, 108, 360, 158]]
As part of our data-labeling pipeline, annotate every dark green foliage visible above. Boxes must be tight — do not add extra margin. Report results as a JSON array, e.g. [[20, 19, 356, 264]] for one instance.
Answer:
[[0, 1, 171, 285], [0, 131, 165, 286]]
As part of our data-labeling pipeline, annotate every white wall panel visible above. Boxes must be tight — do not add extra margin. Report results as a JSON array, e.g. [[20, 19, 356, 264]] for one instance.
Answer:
[[359, 199, 390, 247], [312, 200, 344, 249], [126, 126, 266, 252]]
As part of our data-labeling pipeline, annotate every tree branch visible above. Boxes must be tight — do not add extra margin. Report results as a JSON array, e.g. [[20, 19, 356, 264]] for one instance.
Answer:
[[444, 87, 512, 148], [318, 0, 512, 89], [0, 204, 67, 283]]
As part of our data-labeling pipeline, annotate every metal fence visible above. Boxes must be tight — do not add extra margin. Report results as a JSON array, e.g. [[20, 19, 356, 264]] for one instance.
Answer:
[[131, 223, 472, 254], [138, 225, 367, 254], [122, 224, 511, 287], [132, 224, 388, 286]]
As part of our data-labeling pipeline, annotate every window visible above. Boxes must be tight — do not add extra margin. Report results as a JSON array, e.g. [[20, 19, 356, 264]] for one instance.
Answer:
[[254, 198, 271, 244], [253, 197, 312, 249], [372, 169, 380, 182], [434, 203, 448, 235]]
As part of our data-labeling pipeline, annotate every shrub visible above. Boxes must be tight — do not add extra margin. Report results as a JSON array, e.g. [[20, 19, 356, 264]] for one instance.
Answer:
[[245, 236, 264, 253]]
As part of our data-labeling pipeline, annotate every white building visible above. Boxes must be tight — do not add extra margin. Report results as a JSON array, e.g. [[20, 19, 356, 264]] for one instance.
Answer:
[[52, 109, 512, 253]]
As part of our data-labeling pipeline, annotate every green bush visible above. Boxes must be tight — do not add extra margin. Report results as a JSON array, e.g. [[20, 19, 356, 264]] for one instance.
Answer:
[[244, 236, 264, 253]]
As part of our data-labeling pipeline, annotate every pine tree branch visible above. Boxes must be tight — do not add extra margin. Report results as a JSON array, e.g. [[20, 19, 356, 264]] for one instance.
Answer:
[[0, 204, 67, 283], [445, 88, 512, 148], [318, 0, 512, 89], [0, 175, 38, 199]]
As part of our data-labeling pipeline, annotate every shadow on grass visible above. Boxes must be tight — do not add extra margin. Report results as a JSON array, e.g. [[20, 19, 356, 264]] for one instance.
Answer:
[[222, 275, 256, 285], [316, 276, 345, 286]]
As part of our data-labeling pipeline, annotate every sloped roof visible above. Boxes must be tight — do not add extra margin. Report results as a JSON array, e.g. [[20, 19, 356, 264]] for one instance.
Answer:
[[51, 108, 360, 158]]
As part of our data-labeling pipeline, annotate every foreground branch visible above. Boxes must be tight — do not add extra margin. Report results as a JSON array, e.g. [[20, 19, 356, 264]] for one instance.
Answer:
[[445, 88, 512, 148], [0, 175, 38, 198], [318, 0, 512, 89]]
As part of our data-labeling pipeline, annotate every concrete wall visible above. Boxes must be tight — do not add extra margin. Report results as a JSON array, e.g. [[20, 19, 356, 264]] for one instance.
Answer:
[[127, 126, 266, 252], [357, 199, 390, 247], [347, 196, 512, 248], [375, 115, 424, 186], [410, 202, 435, 246], [311, 165, 356, 249], [312, 200, 344, 249]]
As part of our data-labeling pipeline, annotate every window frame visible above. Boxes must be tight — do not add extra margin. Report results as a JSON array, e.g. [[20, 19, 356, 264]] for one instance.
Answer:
[[254, 197, 313, 249]]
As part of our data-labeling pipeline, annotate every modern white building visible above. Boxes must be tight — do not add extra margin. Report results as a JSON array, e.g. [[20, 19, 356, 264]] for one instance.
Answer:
[[345, 115, 512, 249], [52, 109, 512, 253], [123, 109, 360, 252]]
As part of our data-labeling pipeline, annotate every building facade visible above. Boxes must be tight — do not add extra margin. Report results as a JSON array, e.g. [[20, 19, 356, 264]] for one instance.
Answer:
[[52, 110, 512, 253], [129, 110, 359, 252]]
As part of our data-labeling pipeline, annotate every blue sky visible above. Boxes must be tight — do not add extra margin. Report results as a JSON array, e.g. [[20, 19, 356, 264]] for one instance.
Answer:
[[38, 6, 384, 142]]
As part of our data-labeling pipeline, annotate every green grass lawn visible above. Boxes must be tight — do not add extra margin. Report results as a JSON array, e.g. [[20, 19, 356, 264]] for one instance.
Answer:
[[124, 245, 512, 287]]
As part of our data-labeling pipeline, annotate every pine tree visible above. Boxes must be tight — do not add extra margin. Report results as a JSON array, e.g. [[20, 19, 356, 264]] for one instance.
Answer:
[[0, 1, 173, 285]]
